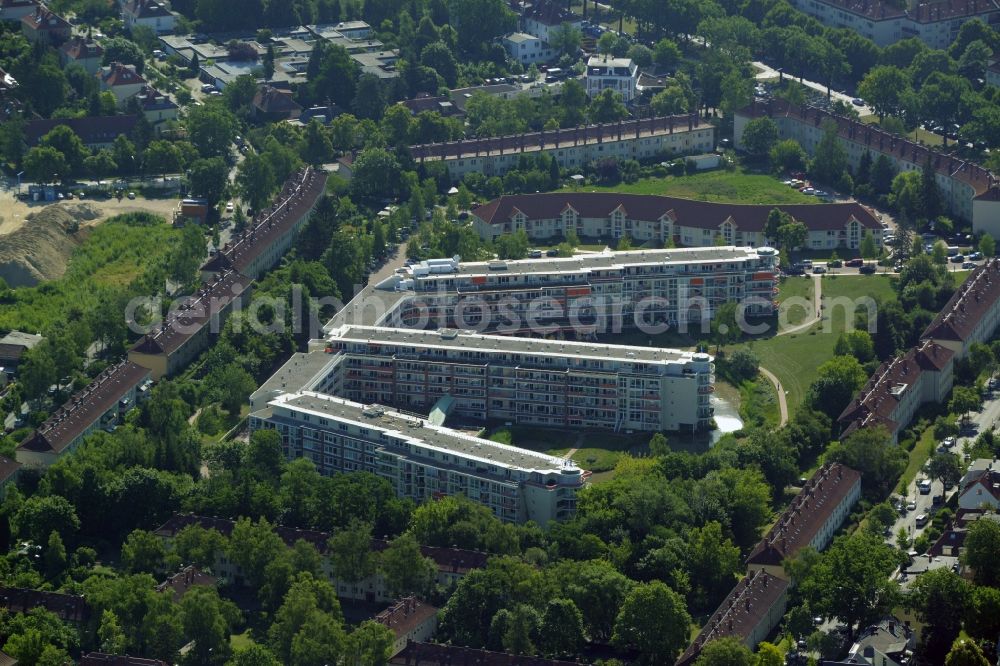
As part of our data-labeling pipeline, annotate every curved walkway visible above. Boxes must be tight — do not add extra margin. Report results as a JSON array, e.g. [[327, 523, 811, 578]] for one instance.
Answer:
[[758, 365, 789, 427], [778, 274, 823, 336]]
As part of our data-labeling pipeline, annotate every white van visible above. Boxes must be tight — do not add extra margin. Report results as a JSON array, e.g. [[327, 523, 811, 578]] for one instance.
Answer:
[[915, 513, 929, 528]]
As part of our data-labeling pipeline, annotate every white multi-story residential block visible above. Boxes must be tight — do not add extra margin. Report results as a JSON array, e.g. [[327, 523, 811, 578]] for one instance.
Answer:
[[250, 391, 586, 524], [384, 247, 779, 333], [323, 325, 717, 432], [585, 55, 639, 103]]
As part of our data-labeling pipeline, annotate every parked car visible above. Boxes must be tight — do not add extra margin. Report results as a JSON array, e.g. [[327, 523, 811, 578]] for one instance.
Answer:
[[969, 251, 983, 260], [546, 249, 559, 257], [963, 261, 976, 269], [828, 259, 843, 268], [845, 258, 864, 267], [950, 254, 965, 263], [127, 191, 135, 199], [225, 201, 234, 213], [200, 83, 215, 93], [852, 98, 864, 106], [813, 265, 827, 274], [528, 249, 542, 258], [918, 479, 932, 494], [859, 263, 877, 274]]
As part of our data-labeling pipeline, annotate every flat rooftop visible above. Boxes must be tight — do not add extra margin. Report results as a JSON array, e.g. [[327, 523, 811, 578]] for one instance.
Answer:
[[438, 247, 769, 278], [259, 391, 581, 475], [251, 350, 338, 406], [329, 325, 706, 366]]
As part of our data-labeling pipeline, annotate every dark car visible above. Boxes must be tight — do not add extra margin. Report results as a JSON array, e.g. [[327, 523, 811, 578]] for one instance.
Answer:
[[546, 249, 559, 257], [828, 259, 843, 268], [950, 254, 965, 263], [784, 265, 805, 276], [845, 258, 864, 267], [859, 263, 877, 274]]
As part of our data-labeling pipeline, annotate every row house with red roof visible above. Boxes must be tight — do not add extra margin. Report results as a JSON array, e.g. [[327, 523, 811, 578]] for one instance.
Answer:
[[921, 258, 1000, 359], [735, 100, 1000, 235], [470, 192, 883, 250], [679, 463, 862, 665], [838, 339, 955, 443]]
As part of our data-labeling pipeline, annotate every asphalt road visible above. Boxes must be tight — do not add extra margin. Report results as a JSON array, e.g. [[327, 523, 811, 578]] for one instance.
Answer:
[[752, 61, 874, 117]]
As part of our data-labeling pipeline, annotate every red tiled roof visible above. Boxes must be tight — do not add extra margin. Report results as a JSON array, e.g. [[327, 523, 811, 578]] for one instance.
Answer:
[[17, 361, 150, 455], [61, 36, 102, 60], [910, 0, 1000, 22], [676, 570, 790, 666], [24, 116, 139, 147], [153, 514, 491, 574], [838, 340, 954, 437], [922, 258, 1000, 342], [411, 114, 709, 162], [472, 193, 881, 234], [207, 167, 327, 275], [0, 457, 20, 485], [156, 566, 217, 602], [20, 4, 70, 31], [745, 463, 862, 568], [391, 643, 580, 666], [123, 0, 172, 18], [79, 654, 168, 666], [252, 85, 302, 116], [129, 270, 250, 357], [741, 99, 999, 198], [98, 62, 146, 87], [0, 586, 89, 622], [375, 597, 438, 639]]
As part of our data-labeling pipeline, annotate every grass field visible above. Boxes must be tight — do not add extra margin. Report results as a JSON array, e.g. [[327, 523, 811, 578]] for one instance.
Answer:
[[585, 169, 820, 204], [732, 274, 898, 410], [896, 426, 936, 494], [487, 425, 652, 473], [776, 276, 814, 326]]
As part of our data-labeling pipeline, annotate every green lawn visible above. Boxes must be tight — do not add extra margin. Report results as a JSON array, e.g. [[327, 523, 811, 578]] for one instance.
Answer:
[[585, 169, 820, 205], [731, 274, 899, 410], [776, 276, 814, 326], [487, 425, 652, 474], [896, 426, 936, 494]]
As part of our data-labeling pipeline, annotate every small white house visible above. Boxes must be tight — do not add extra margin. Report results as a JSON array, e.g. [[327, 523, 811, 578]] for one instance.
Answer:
[[503, 32, 556, 65], [585, 55, 638, 103], [122, 0, 176, 34]]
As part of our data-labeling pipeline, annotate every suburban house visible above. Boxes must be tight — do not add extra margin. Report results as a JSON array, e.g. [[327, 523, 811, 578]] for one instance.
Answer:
[[470, 192, 882, 248], [134, 86, 179, 126], [734, 100, 1000, 233], [60, 36, 104, 74], [838, 340, 956, 442], [0, 331, 41, 377], [585, 55, 639, 103], [746, 463, 863, 579], [23, 116, 139, 150], [16, 361, 152, 467], [154, 514, 489, 603], [921, 258, 1000, 359], [410, 113, 715, 182], [521, 1, 583, 43], [351, 50, 399, 79], [821, 617, 916, 666], [96, 62, 147, 107], [251, 84, 302, 121], [156, 566, 218, 602], [20, 4, 70, 45], [375, 598, 439, 658], [503, 32, 556, 65], [958, 467, 1000, 510], [0, 0, 38, 23], [121, 0, 175, 34]]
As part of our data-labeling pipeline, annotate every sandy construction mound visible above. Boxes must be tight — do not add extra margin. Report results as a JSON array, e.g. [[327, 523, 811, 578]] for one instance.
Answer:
[[0, 204, 101, 287]]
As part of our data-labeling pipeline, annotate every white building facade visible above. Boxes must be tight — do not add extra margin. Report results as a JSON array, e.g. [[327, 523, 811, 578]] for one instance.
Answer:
[[585, 55, 639, 103]]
